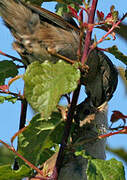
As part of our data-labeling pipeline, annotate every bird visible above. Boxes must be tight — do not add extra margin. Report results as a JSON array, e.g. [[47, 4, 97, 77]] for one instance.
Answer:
[[0, 0, 81, 65], [0, 0, 118, 107]]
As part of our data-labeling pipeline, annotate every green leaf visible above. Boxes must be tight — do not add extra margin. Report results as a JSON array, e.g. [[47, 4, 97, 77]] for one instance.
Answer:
[[39, 149, 56, 165], [116, 23, 127, 41], [0, 146, 15, 165], [112, 10, 118, 22], [75, 150, 125, 180], [108, 45, 127, 65], [118, 68, 127, 89], [0, 60, 18, 85], [55, 1, 82, 15], [0, 164, 31, 180], [0, 95, 17, 104], [87, 158, 125, 180], [23, 60, 80, 118], [110, 5, 118, 23], [0, 96, 5, 103], [106, 146, 127, 163], [5, 96, 18, 104], [75, 149, 91, 159], [18, 112, 64, 166]]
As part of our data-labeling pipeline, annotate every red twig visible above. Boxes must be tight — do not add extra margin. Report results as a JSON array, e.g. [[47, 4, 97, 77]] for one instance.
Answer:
[[97, 47, 108, 52], [0, 50, 22, 63], [0, 90, 23, 100], [81, 0, 98, 65], [0, 139, 44, 176], [90, 13, 127, 49], [79, 6, 89, 15], [1, 138, 57, 179], [11, 123, 28, 147], [99, 126, 127, 139]]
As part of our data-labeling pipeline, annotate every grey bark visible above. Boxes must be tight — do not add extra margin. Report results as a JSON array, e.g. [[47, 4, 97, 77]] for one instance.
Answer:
[[58, 102, 108, 180]]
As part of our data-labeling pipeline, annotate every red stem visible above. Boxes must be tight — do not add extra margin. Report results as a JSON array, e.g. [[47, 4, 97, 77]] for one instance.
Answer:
[[99, 126, 127, 139], [0, 90, 23, 100], [81, 0, 98, 65], [0, 139, 44, 176], [0, 50, 22, 63], [56, 0, 99, 176], [91, 13, 127, 49]]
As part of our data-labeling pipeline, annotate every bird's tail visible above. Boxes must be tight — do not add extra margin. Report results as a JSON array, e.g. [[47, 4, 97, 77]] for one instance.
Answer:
[[0, 0, 40, 36]]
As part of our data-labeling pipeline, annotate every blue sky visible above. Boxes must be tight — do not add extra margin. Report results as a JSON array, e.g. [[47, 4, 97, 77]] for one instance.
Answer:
[[0, 0, 127, 177]]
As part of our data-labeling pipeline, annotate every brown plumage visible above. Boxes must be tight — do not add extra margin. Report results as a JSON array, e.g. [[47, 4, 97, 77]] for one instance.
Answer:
[[0, 0, 80, 65]]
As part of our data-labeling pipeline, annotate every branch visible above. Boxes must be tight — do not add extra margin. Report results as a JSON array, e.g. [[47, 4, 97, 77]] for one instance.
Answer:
[[13, 90, 28, 170], [90, 13, 127, 49], [56, 84, 81, 174], [0, 90, 23, 100], [81, 0, 98, 64], [0, 139, 44, 176], [0, 50, 23, 63], [19, 98, 28, 129], [56, 0, 99, 176]]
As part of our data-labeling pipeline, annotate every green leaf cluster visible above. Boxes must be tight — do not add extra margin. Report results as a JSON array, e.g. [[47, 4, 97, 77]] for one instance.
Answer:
[[0, 111, 64, 179]]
